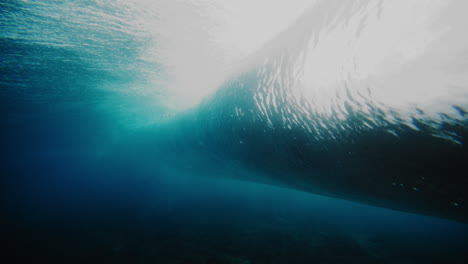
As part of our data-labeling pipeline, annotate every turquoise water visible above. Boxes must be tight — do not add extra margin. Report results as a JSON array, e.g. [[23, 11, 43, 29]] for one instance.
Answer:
[[2, 1, 468, 263]]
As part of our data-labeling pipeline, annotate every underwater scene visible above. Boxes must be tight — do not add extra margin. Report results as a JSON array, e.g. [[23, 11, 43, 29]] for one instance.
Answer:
[[2, 0, 468, 263]]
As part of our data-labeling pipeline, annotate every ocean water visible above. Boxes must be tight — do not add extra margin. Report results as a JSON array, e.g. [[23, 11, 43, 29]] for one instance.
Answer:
[[2, 1, 468, 263]]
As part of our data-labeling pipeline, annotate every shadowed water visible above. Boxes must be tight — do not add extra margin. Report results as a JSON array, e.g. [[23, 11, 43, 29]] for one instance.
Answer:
[[2, 0, 468, 263]]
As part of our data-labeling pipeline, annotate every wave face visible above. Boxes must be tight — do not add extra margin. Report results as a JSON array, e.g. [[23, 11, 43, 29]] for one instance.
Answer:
[[2, 0, 468, 262], [162, 0, 468, 223]]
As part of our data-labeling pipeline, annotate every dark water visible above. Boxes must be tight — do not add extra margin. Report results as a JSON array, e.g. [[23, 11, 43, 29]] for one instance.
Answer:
[[2, 1, 468, 263]]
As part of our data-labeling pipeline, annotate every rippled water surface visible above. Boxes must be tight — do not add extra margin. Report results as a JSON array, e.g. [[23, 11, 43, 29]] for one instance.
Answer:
[[2, 1, 468, 263]]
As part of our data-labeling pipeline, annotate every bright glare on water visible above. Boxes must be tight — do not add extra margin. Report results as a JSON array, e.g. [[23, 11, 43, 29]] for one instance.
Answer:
[[2, 0, 468, 263]]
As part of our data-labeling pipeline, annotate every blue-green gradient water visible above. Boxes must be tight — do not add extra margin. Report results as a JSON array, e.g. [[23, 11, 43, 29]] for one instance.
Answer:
[[2, 1, 468, 263]]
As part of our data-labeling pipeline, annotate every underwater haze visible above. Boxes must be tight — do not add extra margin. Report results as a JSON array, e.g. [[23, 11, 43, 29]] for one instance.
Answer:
[[2, 0, 468, 263]]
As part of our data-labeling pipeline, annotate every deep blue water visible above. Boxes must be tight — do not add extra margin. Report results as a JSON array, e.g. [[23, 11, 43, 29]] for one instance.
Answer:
[[2, 1, 468, 263]]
